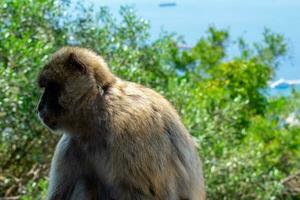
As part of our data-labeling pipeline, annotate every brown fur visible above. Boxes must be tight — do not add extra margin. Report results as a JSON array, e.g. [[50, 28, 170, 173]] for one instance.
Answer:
[[37, 46, 205, 200]]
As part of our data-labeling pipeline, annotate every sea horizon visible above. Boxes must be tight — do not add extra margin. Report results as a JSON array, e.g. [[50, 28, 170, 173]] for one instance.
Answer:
[[89, 0, 300, 95]]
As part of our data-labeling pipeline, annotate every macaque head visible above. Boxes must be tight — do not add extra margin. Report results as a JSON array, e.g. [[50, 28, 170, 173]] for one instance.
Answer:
[[37, 47, 115, 130]]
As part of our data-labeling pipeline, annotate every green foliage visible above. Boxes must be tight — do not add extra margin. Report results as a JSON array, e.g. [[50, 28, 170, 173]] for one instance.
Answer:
[[0, 0, 299, 199], [20, 178, 48, 200], [0, 0, 60, 197]]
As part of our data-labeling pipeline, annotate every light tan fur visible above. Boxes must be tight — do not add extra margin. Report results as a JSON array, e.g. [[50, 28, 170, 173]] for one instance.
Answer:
[[37, 47, 205, 200]]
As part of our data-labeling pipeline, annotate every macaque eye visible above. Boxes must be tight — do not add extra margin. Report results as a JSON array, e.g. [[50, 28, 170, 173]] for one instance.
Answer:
[[38, 76, 48, 88], [38, 77, 60, 90], [39, 84, 46, 89], [45, 82, 61, 93]]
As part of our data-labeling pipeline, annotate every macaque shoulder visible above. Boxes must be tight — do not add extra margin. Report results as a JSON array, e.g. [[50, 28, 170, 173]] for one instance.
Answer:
[[103, 80, 174, 136]]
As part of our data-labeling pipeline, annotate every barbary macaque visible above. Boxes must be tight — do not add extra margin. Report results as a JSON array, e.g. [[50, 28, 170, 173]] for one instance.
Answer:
[[37, 47, 205, 200]]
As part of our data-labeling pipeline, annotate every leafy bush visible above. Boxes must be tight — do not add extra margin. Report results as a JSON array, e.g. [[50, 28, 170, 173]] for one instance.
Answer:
[[1, 0, 299, 199]]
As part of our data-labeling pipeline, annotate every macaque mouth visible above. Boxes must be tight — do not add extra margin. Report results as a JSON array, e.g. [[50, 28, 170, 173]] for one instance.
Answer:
[[38, 113, 58, 129]]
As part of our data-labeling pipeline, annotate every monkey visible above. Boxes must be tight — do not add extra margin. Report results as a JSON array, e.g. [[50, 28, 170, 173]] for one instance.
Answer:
[[37, 46, 205, 200]]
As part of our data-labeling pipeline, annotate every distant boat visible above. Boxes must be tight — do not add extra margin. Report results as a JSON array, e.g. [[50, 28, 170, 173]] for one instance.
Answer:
[[269, 78, 300, 89], [159, 2, 177, 7]]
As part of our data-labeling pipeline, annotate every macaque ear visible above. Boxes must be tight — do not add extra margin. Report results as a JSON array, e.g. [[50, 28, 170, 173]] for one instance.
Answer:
[[68, 53, 87, 74]]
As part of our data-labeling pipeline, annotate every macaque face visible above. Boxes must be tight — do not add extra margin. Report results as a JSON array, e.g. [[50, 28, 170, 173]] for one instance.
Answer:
[[37, 51, 98, 131], [37, 75, 65, 130]]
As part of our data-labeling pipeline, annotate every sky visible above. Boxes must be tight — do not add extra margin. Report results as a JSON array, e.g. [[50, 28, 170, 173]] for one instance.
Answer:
[[88, 0, 300, 80]]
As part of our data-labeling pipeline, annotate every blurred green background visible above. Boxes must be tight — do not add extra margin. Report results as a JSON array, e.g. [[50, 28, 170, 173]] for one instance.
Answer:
[[0, 0, 300, 199]]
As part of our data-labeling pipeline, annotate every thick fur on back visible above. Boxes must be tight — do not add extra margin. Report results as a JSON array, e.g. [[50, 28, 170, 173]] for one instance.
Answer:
[[38, 47, 205, 200]]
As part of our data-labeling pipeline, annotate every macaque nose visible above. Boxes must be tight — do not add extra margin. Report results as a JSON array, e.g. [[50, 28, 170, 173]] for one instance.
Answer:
[[37, 104, 42, 112], [36, 105, 40, 113]]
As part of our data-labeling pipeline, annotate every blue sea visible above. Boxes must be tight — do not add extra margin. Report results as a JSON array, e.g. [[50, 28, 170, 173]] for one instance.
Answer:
[[90, 0, 300, 95]]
